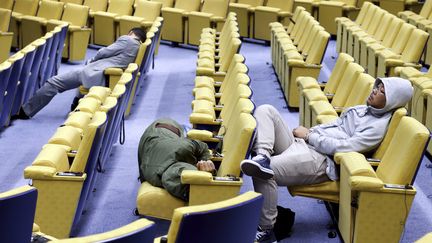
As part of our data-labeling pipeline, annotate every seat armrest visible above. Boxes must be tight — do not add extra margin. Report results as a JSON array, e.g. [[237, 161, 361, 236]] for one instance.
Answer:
[[335, 152, 377, 177], [187, 129, 217, 141], [349, 176, 383, 191], [93, 11, 118, 18], [255, 6, 280, 13], [181, 170, 242, 186], [162, 7, 186, 14], [104, 68, 124, 75]]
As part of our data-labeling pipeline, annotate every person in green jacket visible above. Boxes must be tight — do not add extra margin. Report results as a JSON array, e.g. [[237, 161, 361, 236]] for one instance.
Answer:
[[138, 118, 216, 201]]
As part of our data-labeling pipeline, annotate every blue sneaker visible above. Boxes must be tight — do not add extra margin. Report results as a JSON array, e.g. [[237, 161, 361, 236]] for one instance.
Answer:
[[241, 154, 274, 180]]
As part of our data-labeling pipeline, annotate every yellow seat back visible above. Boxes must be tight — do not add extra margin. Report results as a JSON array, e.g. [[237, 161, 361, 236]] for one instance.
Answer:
[[201, 0, 230, 17], [0, 0, 14, 10], [376, 116, 430, 185], [344, 73, 374, 108], [83, 0, 108, 12], [174, 0, 201, 11], [62, 3, 89, 27], [107, 0, 134, 15], [331, 62, 364, 107], [323, 53, 354, 95], [218, 113, 256, 177], [0, 8, 11, 32], [37, 0, 65, 20], [13, 0, 39, 15]]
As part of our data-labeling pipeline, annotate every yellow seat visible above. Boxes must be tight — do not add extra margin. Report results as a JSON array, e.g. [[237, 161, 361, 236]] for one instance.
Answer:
[[297, 53, 354, 127], [187, 0, 230, 46], [336, 116, 429, 243], [93, 0, 134, 46], [335, 1, 372, 53], [376, 28, 428, 77], [161, 0, 201, 43], [229, 0, 264, 38], [20, 0, 65, 48], [47, 3, 91, 61], [0, 8, 13, 63], [311, 72, 374, 126], [0, 0, 14, 10], [254, 0, 294, 41], [9, 0, 39, 48], [282, 29, 330, 108], [399, 0, 432, 25], [367, 22, 415, 77], [23, 112, 107, 238], [117, 0, 162, 37], [317, 0, 358, 36], [379, 0, 423, 15]]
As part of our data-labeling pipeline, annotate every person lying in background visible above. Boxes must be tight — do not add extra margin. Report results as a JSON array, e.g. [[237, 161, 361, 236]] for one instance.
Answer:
[[138, 118, 216, 201], [13, 28, 146, 120]]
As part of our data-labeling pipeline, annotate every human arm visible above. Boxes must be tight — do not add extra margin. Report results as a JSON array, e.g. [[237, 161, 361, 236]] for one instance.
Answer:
[[196, 160, 216, 175], [89, 36, 130, 63], [293, 126, 311, 140], [307, 127, 384, 155]]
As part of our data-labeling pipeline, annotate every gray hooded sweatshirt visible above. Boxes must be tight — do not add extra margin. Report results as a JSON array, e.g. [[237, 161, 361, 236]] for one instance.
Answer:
[[307, 77, 413, 180]]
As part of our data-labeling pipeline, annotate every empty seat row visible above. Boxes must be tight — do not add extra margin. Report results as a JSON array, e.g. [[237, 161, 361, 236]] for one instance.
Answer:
[[396, 66, 432, 154], [297, 53, 373, 128], [197, 13, 242, 80], [399, 0, 432, 66], [271, 7, 330, 108], [23, 66, 139, 238], [337, 2, 429, 78], [0, 25, 68, 129]]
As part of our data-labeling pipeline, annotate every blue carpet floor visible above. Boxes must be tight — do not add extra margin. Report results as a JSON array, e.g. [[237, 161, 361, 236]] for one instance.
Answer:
[[0, 40, 431, 242]]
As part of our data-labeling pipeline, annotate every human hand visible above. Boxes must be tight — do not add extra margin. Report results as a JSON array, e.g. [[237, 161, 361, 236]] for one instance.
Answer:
[[197, 160, 216, 175], [293, 126, 310, 140]]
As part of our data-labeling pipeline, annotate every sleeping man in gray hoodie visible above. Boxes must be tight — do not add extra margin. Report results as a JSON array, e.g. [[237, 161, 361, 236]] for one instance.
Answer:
[[240, 77, 413, 242]]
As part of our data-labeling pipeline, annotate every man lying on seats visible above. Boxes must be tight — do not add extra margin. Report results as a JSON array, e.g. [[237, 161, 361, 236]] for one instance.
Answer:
[[138, 118, 216, 201], [12, 28, 147, 120], [240, 77, 413, 243]]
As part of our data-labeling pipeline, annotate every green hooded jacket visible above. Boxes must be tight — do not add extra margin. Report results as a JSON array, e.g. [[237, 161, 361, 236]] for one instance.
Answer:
[[138, 118, 211, 200]]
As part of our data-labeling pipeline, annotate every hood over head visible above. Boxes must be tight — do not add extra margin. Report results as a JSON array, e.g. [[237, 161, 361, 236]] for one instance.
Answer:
[[368, 77, 413, 116]]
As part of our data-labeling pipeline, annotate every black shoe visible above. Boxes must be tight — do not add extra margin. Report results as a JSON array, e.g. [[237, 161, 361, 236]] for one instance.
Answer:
[[70, 96, 80, 111], [11, 108, 30, 120], [255, 226, 275, 243], [274, 206, 295, 241], [240, 154, 274, 180]]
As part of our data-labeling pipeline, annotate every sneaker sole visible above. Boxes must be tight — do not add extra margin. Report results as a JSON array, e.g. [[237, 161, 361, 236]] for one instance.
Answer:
[[241, 160, 274, 180]]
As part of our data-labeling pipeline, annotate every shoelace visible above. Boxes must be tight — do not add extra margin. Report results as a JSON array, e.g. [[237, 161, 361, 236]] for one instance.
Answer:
[[256, 228, 271, 241]]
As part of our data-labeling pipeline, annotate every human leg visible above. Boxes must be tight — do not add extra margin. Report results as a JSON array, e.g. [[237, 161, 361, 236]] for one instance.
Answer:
[[241, 104, 296, 179], [252, 140, 328, 240], [161, 162, 197, 201], [252, 104, 295, 157], [22, 70, 82, 117]]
